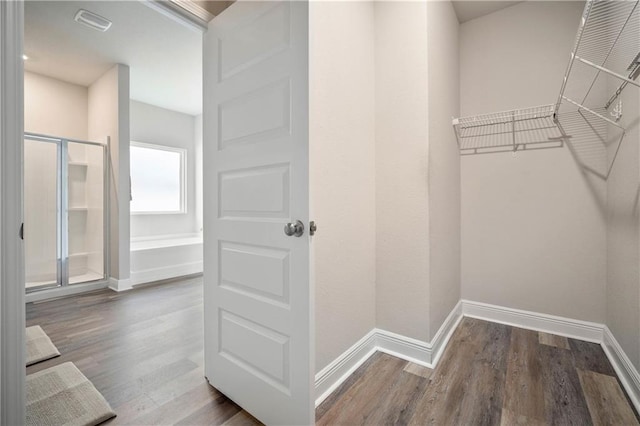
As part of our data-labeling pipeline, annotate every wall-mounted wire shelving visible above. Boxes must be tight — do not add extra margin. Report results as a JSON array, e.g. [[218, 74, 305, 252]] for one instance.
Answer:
[[453, 105, 565, 155], [453, 0, 640, 167], [554, 0, 639, 177]]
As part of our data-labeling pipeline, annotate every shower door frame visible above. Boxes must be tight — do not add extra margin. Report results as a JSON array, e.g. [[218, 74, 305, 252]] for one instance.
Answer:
[[24, 132, 110, 292]]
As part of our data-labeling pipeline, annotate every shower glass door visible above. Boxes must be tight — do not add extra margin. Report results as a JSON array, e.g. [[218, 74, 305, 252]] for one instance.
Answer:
[[24, 134, 108, 292], [24, 138, 59, 290]]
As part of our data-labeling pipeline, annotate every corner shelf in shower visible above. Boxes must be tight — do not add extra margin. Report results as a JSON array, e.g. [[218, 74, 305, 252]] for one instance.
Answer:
[[68, 161, 88, 168], [68, 271, 104, 285], [68, 206, 88, 212], [452, 104, 566, 155]]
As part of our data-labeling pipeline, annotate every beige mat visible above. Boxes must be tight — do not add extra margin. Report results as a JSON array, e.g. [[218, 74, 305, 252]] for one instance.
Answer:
[[26, 362, 116, 426], [26, 325, 60, 366]]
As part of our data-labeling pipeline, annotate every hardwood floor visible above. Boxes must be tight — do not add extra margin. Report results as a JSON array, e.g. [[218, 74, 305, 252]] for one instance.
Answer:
[[27, 278, 639, 425], [26, 276, 258, 425], [317, 318, 640, 426]]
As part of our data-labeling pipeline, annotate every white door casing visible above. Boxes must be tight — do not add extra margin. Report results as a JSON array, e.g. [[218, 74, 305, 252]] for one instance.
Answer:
[[202, 2, 313, 425], [1, 0, 26, 424]]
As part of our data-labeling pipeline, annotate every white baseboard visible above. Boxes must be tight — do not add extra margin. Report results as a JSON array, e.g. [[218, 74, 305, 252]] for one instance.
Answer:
[[462, 299, 603, 343], [375, 329, 432, 368], [314, 300, 463, 407], [130, 261, 203, 286], [108, 277, 133, 292], [430, 300, 464, 366], [314, 330, 377, 407], [603, 326, 640, 414]]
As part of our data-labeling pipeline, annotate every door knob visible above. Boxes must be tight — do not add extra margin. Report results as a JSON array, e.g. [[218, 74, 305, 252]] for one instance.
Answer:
[[284, 220, 304, 237]]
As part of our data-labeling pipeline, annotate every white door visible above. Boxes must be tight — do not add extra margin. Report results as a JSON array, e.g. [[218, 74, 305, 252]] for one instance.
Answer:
[[202, 1, 313, 425]]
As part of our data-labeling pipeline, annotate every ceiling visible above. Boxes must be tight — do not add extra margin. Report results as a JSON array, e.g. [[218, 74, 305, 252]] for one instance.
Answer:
[[25, 1, 203, 116], [452, 1, 523, 23], [24, 0, 526, 116]]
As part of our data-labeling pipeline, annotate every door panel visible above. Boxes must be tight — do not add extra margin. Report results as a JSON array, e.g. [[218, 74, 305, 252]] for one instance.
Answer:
[[203, 2, 312, 425], [24, 138, 59, 290]]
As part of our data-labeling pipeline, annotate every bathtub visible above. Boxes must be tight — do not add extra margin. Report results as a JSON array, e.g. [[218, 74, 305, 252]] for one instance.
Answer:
[[130, 233, 203, 286]]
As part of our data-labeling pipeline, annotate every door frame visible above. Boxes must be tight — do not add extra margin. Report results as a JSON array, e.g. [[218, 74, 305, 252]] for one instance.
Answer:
[[1, 0, 26, 424]]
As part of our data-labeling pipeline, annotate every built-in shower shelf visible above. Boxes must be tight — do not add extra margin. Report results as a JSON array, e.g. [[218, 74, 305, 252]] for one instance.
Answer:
[[68, 161, 88, 167], [68, 271, 104, 285], [68, 206, 88, 212], [452, 104, 566, 155], [69, 252, 88, 258], [68, 251, 101, 258]]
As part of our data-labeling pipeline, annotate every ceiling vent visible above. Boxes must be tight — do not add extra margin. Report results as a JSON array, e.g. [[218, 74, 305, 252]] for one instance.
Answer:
[[74, 9, 112, 32]]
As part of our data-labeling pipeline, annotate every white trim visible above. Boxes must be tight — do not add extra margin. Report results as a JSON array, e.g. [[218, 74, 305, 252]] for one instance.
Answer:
[[314, 300, 463, 407], [375, 329, 432, 368], [430, 300, 464, 366], [462, 299, 604, 343], [1, 1, 25, 424], [314, 330, 377, 407], [130, 261, 203, 286], [603, 326, 640, 414], [108, 277, 133, 292], [142, 0, 208, 33], [25, 280, 108, 303]]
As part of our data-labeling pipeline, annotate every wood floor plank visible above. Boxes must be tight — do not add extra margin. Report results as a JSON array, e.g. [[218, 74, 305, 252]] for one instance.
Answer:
[[578, 369, 640, 426], [409, 319, 510, 425], [456, 321, 511, 426], [539, 344, 593, 425], [502, 328, 546, 424], [569, 339, 617, 376], [361, 369, 429, 425], [222, 410, 262, 426], [315, 351, 382, 422], [500, 408, 546, 426], [538, 332, 570, 350], [403, 362, 432, 379], [316, 353, 406, 425]]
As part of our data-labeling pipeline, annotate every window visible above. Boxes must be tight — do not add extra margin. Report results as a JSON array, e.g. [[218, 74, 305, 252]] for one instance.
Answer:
[[130, 141, 186, 214]]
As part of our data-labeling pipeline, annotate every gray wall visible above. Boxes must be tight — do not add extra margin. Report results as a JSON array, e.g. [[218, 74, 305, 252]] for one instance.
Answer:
[[130, 100, 199, 238], [460, 1, 608, 323], [606, 77, 640, 369], [311, 1, 377, 372], [427, 0, 461, 337], [375, 0, 431, 342]]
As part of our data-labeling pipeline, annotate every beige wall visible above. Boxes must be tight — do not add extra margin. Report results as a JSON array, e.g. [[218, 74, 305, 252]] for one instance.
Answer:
[[375, 1, 431, 342], [606, 80, 640, 369], [24, 71, 87, 140], [460, 1, 607, 323], [310, 1, 376, 372], [88, 65, 130, 282], [427, 0, 460, 338]]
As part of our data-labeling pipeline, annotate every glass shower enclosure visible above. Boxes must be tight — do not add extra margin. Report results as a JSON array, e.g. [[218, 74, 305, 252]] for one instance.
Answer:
[[24, 133, 108, 292]]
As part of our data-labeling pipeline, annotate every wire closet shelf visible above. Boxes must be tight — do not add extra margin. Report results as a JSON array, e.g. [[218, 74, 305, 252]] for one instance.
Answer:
[[452, 0, 640, 159], [453, 104, 565, 156]]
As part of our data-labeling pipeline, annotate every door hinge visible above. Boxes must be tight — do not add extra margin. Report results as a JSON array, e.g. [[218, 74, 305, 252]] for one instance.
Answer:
[[19, 223, 24, 240]]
